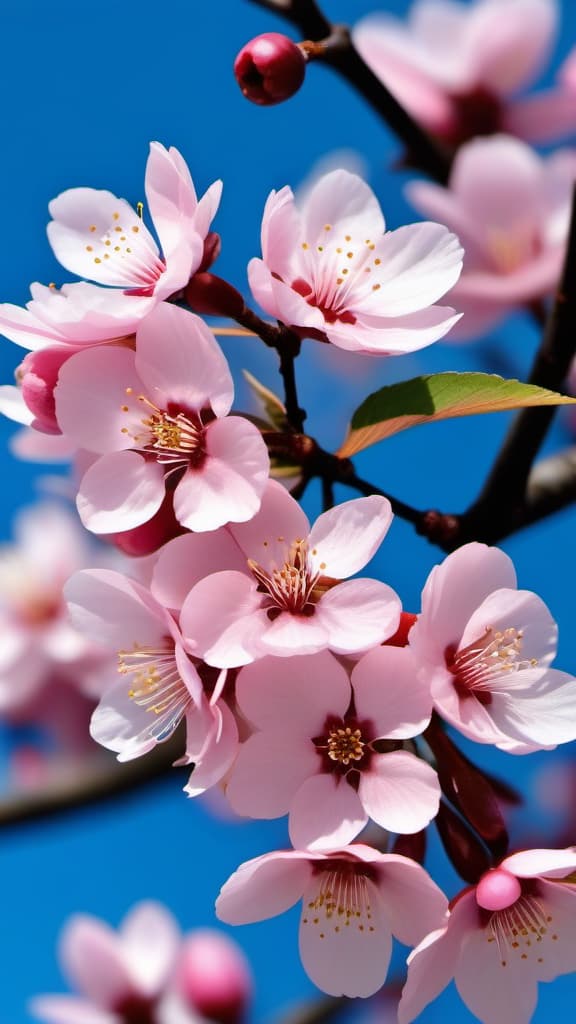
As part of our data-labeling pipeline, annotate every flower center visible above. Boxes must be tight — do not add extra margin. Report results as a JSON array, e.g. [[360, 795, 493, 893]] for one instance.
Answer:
[[327, 726, 366, 766], [482, 893, 557, 969], [446, 625, 537, 705], [121, 390, 206, 471], [291, 227, 384, 326], [248, 539, 333, 618], [114, 994, 157, 1024], [302, 865, 377, 939], [118, 640, 192, 741], [84, 206, 165, 288]]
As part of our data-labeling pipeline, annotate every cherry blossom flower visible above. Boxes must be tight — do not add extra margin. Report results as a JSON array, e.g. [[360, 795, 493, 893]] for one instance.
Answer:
[[225, 648, 438, 849], [407, 135, 576, 340], [166, 480, 401, 666], [248, 169, 463, 356], [54, 302, 269, 535], [30, 901, 200, 1024], [0, 503, 112, 719], [354, 0, 576, 148], [65, 566, 239, 796], [408, 542, 576, 752], [216, 844, 447, 997], [399, 847, 576, 1024]]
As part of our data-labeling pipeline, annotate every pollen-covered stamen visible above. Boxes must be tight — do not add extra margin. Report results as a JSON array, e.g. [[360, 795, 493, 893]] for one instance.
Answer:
[[446, 626, 538, 702], [120, 391, 206, 469], [327, 726, 365, 766], [293, 233, 384, 324], [248, 538, 323, 616], [302, 865, 377, 937], [484, 895, 556, 968], [118, 640, 193, 740], [84, 209, 165, 287]]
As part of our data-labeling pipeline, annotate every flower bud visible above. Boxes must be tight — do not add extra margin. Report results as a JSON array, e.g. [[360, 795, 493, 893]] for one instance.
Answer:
[[234, 33, 306, 106], [18, 346, 75, 434], [176, 930, 252, 1024], [384, 611, 417, 647], [185, 273, 245, 319]]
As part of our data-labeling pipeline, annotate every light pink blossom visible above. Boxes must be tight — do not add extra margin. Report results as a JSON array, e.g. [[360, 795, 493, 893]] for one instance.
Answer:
[[408, 542, 576, 752], [168, 480, 401, 666], [65, 568, 238, 794], [225, 648, 438, 849], [30, 901, 200, 1024], [216, 844, 447, 997], [248, 169, 463, 356], [354, 0, 576, 148], [399, 847, 576, 1024], [407, 135, 576, 340], [54, 302, 269, 535]]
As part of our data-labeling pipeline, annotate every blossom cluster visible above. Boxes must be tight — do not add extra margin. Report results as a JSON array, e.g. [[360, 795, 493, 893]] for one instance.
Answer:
[[2, 0, 576, 1018]]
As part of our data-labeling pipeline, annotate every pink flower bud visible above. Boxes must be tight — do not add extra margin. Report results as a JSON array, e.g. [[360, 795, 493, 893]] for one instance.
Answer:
[[234, 33, 306, 106], [176, 930, 252, 1024], [476, 868, 522, 912], [185, 273, 245, 318], [18, 346, 75, 434]]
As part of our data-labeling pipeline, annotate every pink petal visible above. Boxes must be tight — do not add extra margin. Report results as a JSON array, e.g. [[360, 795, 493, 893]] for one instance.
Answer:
[[228, 479, 310, 570], [307, 495, 392, 579], [225, 729, 319, 818], [469, 0, 557, 95], [324, 305, 462, 355], [430, 667, 509, 745], [216, 851, 313, 925], [298, 875, 391, 997], [235, 651, 350, 732], [455, 925, 538, 1024], [356, 222, 463, 317], [352, 645, 432, 737], [451, 136, 544, 235], [121, 901, 181, 995], [315, 578, 401, 654], [405, 180, 490, 266], [135, 303, 233, 418], [376, 853, 449, 947], [411, 542, 517, 665], [260, 186, 302, 280], [29, 997, 118, 1024], [180, 571, 266, 667], [460, 588, 557, 665], [77, 451, 165, 534], [54, 345, 143, 454], [48, 189, 161, 288], [64, 568, 168, 650], [151, 531, 246, 611], [289, 773, 367, 851], [301, 170, 385, 244], [173, 417, 269, 532], [506, 89, 576, 144], [398, 893, 476, 1024], [247, 258, 325, 331], [194, 178, 223, 239], [359, 751, 440, 834], [0, 385, 34, 425], [145, 142, 198, 252], [503, 848, 576, 879], [185, 701, 239, 797], [525, 882, 576, 980], [59, 915, 133, 1007], [489, 667, 576, 750], [258, 611, 331, 658]]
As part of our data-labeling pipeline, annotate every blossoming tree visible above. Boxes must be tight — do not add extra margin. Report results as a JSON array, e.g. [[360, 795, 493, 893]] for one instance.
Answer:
[[2, 0, 576, 1022]]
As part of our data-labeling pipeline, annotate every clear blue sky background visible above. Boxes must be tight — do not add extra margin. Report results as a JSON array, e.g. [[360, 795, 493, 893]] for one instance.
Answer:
[[1, 1, 576, 1021]]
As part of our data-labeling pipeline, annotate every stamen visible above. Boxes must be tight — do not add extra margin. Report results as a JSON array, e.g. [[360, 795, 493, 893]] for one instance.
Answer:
[[327, 726, 365, 766], [447, 626, 538, 701], [118, 641, 192, 741], [302, 867, 376, 936]]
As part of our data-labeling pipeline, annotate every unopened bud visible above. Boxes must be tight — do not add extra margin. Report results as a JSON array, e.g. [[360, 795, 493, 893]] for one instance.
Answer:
[[185, 273, 245, 319], [234, 33, 306, 106], [176, 930, 252, 1024], [18, 346, 75, 434], [384, 611, 417, 647]]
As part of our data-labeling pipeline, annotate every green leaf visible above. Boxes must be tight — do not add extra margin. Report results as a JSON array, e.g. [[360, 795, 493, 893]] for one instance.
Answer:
[[243, 369, 288, 432], [339, 372, 576, 458]]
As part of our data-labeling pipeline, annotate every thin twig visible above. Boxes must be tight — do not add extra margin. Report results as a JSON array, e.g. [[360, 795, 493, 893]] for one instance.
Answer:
[[245, 0, 451, 183]]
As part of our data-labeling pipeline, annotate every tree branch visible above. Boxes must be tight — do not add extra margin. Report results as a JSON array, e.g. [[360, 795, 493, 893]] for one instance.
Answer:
[[245, 0, 451, 183]]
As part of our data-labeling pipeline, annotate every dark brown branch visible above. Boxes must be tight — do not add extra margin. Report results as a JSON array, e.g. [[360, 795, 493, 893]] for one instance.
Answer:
[[0, 736, 183, 830], [245, 0, 451, 183]]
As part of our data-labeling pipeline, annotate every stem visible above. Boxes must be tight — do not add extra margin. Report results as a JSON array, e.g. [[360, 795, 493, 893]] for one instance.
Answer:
[[321, 475, 334, 510], [278, 339, 307, 432], [245, 0, 451, 183]]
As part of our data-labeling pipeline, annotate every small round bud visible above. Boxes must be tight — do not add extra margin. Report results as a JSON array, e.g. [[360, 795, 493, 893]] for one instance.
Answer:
[[476, 868, 522, 912], [185, 273, 245, 319], [176, 930, 252, 1024], [234, 33, 306, 106], [18, 347, 73, 434]]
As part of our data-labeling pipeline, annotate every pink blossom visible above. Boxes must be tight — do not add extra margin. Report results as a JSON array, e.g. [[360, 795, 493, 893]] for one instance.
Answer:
[[225, 648, 438, 849], [166, 480, 401, 666], [407, 135, 576, 340], [175, 930, 252, 1024], [248, 169, 463, 356], [399, 847, 576, 1024], [216, 844, 448, 997], [0, 144, 221, 355], [354, 0, 576, 148], [54, 302, 269, 535], [30, 901, 200, 1024], [65, 567, 238, 794], [408, 542, 576, 751], [0, 503, 112, 718]]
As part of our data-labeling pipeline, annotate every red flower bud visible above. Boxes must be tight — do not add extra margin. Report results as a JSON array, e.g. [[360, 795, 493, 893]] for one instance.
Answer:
[[185, 273, 245, 319], [176, 930, 252, 1024], [18, 346, 76, 434], [234, 33, 306, 106]]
